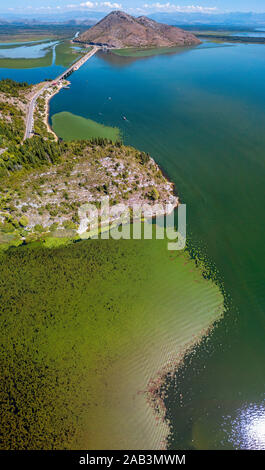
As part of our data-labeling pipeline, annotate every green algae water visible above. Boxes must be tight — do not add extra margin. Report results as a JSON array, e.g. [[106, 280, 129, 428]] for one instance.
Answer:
[[48, 42, 265, 449], [0, 235, 223, 449], [51, 111, 120, 141]]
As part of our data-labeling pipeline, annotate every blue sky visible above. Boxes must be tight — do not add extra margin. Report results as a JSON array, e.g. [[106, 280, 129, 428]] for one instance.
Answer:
[[0, 0, 264, 15]]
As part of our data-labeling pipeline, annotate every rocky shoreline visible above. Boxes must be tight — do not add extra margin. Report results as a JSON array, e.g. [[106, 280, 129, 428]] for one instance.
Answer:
[[0, 78, 179, 246], [33, 79, 71, 141]]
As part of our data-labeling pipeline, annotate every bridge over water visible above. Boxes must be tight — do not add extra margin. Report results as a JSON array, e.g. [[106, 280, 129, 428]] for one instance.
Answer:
[[24, 46, 100, 140]]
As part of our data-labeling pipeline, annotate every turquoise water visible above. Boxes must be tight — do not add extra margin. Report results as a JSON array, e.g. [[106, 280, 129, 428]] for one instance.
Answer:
[[0, 64, 64, 82], [49, 43, 265, 449], [231, 31, 265, 38], [1, 41, 265, 449], [0, 40, 58, 59], [0, 39, 81, 81]]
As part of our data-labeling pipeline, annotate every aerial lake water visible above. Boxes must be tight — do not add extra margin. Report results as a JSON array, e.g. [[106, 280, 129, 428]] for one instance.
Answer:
[[231, 31, 265, 38], [0, 40, 58, 59], [1, 40, 264, 449]]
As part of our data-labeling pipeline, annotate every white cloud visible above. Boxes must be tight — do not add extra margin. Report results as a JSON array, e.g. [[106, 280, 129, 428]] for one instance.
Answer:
[[142, 3, 218, 14], [80, 1, 95, 7], [79, 1, 122, 8], [101, 2, 122, 8]]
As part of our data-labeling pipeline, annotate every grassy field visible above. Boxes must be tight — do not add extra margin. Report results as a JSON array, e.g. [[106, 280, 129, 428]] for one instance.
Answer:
[[0, 50, 53, 69], [55, 41, 88, 67], [0, 232, 224, 449], [0, 37, 53, 44], [0, 39, 87, 69], [112, 45, 196, 57], [52, 111, 120, 142], [0, 25, 87, 43]]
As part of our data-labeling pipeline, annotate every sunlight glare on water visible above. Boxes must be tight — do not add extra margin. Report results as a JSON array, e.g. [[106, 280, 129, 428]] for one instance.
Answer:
[[225, 404, 265, 449]]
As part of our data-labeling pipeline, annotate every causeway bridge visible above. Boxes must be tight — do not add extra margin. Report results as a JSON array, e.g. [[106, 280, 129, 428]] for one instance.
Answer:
[[24, 46, 100, 140]]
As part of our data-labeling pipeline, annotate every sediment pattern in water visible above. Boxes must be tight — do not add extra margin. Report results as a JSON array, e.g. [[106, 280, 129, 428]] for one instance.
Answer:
[[0, 233, 224, 449]]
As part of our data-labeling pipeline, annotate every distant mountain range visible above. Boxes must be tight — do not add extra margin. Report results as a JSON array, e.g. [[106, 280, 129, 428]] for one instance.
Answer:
[[0, 11, 103, 25], [149, 11, 265, 26], [0, 10, 265, 27]]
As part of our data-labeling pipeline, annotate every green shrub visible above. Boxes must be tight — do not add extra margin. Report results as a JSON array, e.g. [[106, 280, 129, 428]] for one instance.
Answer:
[[138, 152, 150, 165], [62, 220, 76, 230], [148, 187, 159, 201], [19, 215, 29, 227], [49, 222, 59, 231], [0, 221, 15, 233], [34, 224, 45, 233]]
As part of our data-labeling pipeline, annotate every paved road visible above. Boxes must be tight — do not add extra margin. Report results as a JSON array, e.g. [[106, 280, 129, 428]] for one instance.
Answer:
[[55, 46, 99, 82], [24, 83, 50, 140], [24, 46, 99, 141]]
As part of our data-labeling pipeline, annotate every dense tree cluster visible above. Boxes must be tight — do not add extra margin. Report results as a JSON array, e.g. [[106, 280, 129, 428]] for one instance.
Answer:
[[0, 137, 63, 174], [0, 102, 25, 148], [0, 78, 30, 96], [90, 137, 122, 147]]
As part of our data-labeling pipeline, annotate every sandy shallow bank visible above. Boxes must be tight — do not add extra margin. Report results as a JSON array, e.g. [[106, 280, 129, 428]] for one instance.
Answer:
[[75, 249, 224, 450], [0, 232, 224, 450]]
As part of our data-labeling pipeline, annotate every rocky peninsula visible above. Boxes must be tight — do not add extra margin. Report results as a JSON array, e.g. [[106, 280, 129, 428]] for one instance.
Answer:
[[0, 79, 178, 246]]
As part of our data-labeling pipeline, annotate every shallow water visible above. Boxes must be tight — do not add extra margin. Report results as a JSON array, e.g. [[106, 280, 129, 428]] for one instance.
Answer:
[[0, 39, 52, 46], [231, 31, 265, 38], [0, 39, 80, 77], [0, 40, 58, 59], [48, 42, 265, 449], [0, 236, 223, 449]]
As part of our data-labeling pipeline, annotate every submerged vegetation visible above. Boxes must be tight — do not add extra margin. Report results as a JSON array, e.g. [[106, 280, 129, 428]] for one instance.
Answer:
[[51, 111, 120, 142], [112, 45, 194, 57], [0, 235, 224, 449]]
